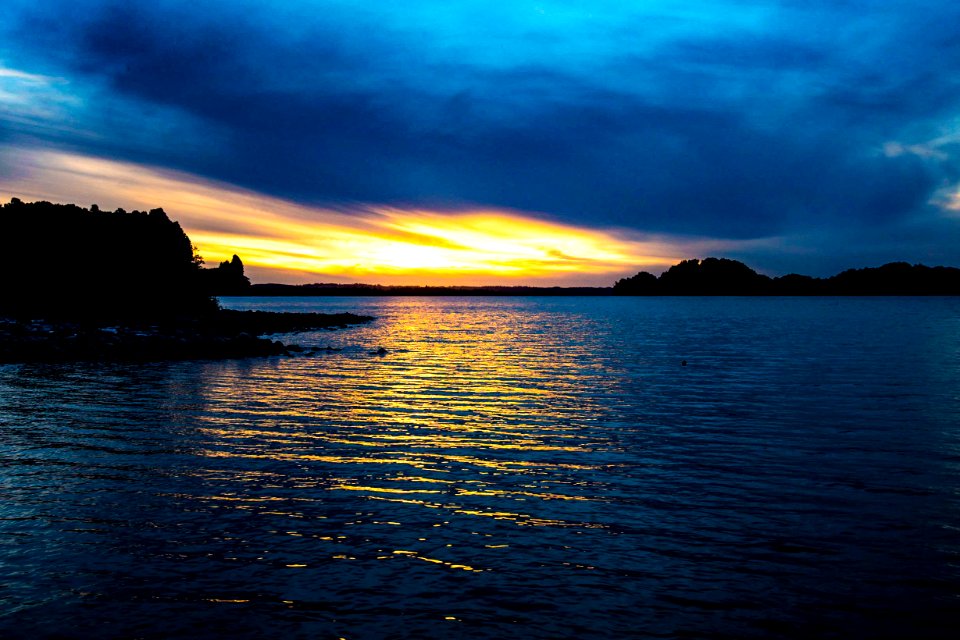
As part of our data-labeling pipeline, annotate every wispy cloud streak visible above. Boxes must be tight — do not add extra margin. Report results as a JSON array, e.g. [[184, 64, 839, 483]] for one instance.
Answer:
[[1, 147, 762, 284]]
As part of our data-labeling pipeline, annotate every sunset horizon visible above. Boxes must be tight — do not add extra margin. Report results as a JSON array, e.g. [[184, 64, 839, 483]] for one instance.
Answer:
[[3, 4, 959, 638], [5, 1, 960, 283], [0, 146, 759, 287], [4, 145, 950, 287]]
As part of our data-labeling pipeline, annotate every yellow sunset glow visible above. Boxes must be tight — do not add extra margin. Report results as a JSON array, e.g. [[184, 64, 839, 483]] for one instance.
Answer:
[[0, 146, 690, 284], [188, 208, 664, 280]]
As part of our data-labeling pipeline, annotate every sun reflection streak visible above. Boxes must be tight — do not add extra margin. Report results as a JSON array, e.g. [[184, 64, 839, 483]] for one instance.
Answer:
[[178, 298, 628, 555]]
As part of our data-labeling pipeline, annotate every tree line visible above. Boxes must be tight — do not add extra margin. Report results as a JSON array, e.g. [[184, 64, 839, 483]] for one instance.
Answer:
[[613, 257, 960, 295], [0, 199, 249, 321]]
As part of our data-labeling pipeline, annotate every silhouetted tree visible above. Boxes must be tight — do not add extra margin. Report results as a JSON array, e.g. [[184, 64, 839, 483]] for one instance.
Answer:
[[613, 271, 658, 294], [201, 253, 251, 295], [656, 258, 773, 294], [0, 199, 219, 321], [825, 262, 960, 295]]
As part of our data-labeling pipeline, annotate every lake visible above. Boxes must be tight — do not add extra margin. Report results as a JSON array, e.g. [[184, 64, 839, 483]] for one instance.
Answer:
[[2, 296, 959, 638]]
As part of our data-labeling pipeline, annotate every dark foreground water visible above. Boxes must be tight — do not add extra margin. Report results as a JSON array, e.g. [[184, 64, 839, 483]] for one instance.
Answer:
[[2, 296, 959, 639]]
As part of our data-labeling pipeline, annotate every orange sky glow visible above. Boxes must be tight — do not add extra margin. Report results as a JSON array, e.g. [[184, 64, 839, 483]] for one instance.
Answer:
[[0, 147, 763, 285]]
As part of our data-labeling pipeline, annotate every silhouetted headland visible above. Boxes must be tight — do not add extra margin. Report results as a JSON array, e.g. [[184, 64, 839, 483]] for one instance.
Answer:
[[0, 199, 372, 363]]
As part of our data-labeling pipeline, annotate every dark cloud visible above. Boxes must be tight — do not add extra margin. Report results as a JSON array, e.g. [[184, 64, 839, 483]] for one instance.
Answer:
[[3, 0, 960, 266]]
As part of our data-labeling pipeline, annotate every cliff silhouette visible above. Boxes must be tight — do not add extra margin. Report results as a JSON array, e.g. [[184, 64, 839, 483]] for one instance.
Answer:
[[613, 258, 960, 295]]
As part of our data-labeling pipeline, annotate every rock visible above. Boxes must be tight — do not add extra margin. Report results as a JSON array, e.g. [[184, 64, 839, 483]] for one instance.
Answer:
[[0, 309, 374, 363]]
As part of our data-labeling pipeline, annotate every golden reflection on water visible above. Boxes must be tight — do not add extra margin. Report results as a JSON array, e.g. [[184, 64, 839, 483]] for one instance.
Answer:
[[389, 549, 482, 572], [186, 299, 620, 574]]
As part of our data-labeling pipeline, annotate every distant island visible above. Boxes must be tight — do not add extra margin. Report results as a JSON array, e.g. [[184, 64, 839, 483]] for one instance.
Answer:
[[0, 199, 372, 363], [613, 257, 960, 296]]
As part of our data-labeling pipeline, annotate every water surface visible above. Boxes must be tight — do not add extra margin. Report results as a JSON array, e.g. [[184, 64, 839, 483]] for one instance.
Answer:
[[2, 297, 959, 638]]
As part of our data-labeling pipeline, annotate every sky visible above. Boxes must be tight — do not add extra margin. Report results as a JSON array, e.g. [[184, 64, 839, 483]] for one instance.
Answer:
[[2, 0, 960, 284]]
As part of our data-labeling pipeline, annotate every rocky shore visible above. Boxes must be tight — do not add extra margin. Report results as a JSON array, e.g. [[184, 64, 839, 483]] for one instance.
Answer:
[[0, 310, 374, 363]]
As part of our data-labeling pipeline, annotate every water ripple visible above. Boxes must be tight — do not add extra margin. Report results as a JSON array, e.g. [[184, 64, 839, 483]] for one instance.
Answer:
[[2, 297, 960, 638]]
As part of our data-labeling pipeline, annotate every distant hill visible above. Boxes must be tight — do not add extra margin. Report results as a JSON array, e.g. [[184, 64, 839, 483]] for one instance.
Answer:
[[614, 258, 960, 295], [0, 199, 249, 320]]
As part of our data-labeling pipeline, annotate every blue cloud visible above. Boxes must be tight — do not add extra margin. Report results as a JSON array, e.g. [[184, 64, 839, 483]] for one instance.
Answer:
[[3, 0, 960, 270]]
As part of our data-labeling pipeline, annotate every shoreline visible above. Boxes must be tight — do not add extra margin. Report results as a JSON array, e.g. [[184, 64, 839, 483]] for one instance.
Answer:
[[0, 310, 374, 364]]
